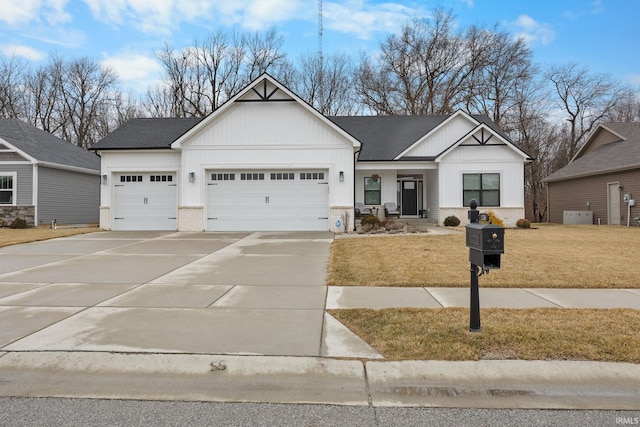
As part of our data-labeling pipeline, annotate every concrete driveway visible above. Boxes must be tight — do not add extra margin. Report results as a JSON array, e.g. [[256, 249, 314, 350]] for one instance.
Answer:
[[0, 231, 380, 358]]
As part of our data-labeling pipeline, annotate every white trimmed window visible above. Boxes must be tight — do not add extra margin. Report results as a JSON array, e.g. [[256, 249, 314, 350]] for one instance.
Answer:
[[0, 172, 16, 205]]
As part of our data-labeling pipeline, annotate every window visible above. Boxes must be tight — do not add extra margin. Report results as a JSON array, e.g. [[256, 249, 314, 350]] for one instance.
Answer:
[[211, 173, 235, 181], [150, 175, 173, 182], [364, 176, 381, 205], [0, 173, 15, 205], [300, 172, 325, 180], [120, 175, 143, 183], [463, 173, 500, 206], [240, 173, 265, 181], [271, 172, 295, 180]]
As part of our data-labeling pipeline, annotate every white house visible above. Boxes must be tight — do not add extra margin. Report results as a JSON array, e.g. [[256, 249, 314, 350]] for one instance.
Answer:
[[92, 74, 531, 232]]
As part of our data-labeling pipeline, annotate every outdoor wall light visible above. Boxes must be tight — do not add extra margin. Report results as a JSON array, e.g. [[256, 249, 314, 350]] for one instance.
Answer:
[[101, 174, 107, 185], [189, 172, 196, 183], [339, 171, 344, 182]]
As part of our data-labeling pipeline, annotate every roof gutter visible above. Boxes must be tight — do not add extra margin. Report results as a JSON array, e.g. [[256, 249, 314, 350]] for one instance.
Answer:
[[543, 163, 640, 183], [36, 161, 100, 175]]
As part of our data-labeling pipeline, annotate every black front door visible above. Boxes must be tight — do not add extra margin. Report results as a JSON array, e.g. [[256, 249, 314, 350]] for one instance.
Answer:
[[401, 181, 418, 215]]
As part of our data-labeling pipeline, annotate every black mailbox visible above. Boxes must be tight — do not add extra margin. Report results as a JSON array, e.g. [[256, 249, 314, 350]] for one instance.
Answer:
[[465, 223, 504, 270]]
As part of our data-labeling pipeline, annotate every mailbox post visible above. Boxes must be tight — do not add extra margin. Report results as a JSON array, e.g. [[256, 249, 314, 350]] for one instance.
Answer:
[[465, 199, 504, 332]]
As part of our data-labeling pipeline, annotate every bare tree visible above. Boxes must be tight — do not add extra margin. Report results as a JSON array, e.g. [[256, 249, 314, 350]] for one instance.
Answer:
[[354, 9, 483, 115], [243, 28, 287, 82], [294, 52, 358, 115], [0, 55, 28, 118], [53, 56, 119, 148], [546, 63, 627, 165], [464, 27, 533, 129]]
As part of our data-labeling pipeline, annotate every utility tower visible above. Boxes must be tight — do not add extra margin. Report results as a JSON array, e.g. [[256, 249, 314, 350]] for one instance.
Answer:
[[318, 0, 323, 62]]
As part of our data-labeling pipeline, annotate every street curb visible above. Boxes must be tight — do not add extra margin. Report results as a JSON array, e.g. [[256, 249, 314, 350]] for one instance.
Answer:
[[1, 352, 639, 409]]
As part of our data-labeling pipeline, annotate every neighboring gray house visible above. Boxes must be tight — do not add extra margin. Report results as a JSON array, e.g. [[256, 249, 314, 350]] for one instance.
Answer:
[[0, 119, 101, 226], [543, 123, 640, 225]]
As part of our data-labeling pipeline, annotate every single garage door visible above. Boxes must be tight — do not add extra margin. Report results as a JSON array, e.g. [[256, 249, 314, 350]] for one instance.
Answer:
[[113, 173, 177, 230], [207, 170, 329, 231]]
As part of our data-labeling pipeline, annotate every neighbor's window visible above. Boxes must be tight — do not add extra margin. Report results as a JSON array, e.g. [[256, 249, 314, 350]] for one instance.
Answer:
[[0, 173, 15, 205], [364, 176, 381, 205], [463, 173, 500, 206]]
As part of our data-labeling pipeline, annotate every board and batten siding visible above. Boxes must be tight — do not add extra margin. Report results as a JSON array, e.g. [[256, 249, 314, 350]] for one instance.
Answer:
[[404, 116, 477, 158], [439, 145, 525, 208], [37, 166, 99, 224], [180, 101, 356, 208], [0, 163, 33, 205], [99, 150, 181, 208], [547, 169, 640, 225]]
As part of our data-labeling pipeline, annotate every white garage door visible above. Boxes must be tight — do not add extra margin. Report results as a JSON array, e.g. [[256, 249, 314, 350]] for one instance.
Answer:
[[207, 170, 329, 231], [113, 173, 177, 231]]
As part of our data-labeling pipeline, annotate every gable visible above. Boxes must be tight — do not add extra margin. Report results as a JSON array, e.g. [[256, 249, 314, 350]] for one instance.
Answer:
[[0, 139, 29, 162], [400, 112, 477, 159], [173, 74, 360, 150]]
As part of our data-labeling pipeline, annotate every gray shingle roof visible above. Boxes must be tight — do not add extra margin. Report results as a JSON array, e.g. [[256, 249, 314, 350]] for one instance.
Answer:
[[544, 123, 640, 182], [91, 117, 204, 150], [0, 119, 100, 170], [328, 115, 448, 161], [329, 114, 514, 161]]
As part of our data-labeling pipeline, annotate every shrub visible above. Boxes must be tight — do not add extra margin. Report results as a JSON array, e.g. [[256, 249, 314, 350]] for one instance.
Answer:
[[443, 215, 460, 226], [382, 217, 405, 231], [360, 214, 381, 228], [516, 218, 531, 229], [9, 218, 28, 229], [487, 211, 505, 227]]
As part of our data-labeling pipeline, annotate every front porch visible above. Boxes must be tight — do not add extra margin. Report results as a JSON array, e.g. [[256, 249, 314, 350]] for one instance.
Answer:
[[355, 166, 439, 223]]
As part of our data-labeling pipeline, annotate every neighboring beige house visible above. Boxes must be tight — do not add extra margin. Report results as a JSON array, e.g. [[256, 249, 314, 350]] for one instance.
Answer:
[[543, 123, 640, 225]]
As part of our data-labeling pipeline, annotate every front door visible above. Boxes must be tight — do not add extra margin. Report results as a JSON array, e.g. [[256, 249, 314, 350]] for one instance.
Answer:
[[401, 181, 418, 216], [608, 182, 621, 225]]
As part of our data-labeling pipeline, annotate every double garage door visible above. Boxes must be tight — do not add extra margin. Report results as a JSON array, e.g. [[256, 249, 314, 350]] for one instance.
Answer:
[[112, 170, 329, 231], [207, 170, 329, 231]]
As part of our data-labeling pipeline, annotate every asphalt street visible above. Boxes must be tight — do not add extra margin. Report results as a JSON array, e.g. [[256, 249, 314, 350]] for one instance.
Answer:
[[0, 398, 638, 427]]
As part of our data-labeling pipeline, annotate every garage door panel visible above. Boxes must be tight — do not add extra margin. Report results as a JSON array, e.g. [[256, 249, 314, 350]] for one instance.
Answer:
[[207, 171, 329, 231], [113, 173, 177, 231]]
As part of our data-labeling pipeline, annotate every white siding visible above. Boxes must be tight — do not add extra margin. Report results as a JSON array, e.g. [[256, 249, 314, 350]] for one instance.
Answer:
[[403, 115, 477, 158], [99, 150, 181, 208], [180, 101, 355, 209], [425, 169, 439, 222], [439, 145, 524, 208]]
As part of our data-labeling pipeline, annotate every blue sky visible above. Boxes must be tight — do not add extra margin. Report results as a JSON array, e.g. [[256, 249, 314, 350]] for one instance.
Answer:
[[1, 0, 638, 92]]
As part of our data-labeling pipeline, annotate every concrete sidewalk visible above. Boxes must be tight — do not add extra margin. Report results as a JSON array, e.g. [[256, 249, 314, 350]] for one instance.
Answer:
[[327, 286, 640, 309]]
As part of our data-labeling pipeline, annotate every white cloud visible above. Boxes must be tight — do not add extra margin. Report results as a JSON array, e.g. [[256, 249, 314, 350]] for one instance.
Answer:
[[101, 52, 163, 89], [324, 0, 425, 40], [627, 74, 640, 88], [0, 44, 46, 61], [0, 0, 71, 25], [512, 14, 555, 46]]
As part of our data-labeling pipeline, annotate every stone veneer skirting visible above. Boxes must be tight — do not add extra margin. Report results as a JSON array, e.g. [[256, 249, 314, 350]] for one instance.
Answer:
[[0, 205, 35, 227]]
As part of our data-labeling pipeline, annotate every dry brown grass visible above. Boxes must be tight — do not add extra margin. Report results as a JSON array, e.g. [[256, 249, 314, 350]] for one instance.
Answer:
[[329, 307, 640, 362], [328, 224, 640, 288], [0, 225, 98, 248]]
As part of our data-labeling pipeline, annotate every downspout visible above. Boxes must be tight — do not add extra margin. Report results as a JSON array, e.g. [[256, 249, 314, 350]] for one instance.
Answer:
[[353, 147, 361, 231], [32, 163, 38, 225]]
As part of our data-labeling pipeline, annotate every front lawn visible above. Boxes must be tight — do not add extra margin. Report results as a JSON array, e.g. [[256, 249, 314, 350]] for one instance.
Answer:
[[0, 225, 98, 249], [329, 307, 640, 362], [327, 223, 640, 288]]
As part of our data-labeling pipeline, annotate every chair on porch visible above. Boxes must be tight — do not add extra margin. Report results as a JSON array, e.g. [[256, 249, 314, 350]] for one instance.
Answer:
[[355, 202, 372, 217], [384, 202, 400, 217]]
